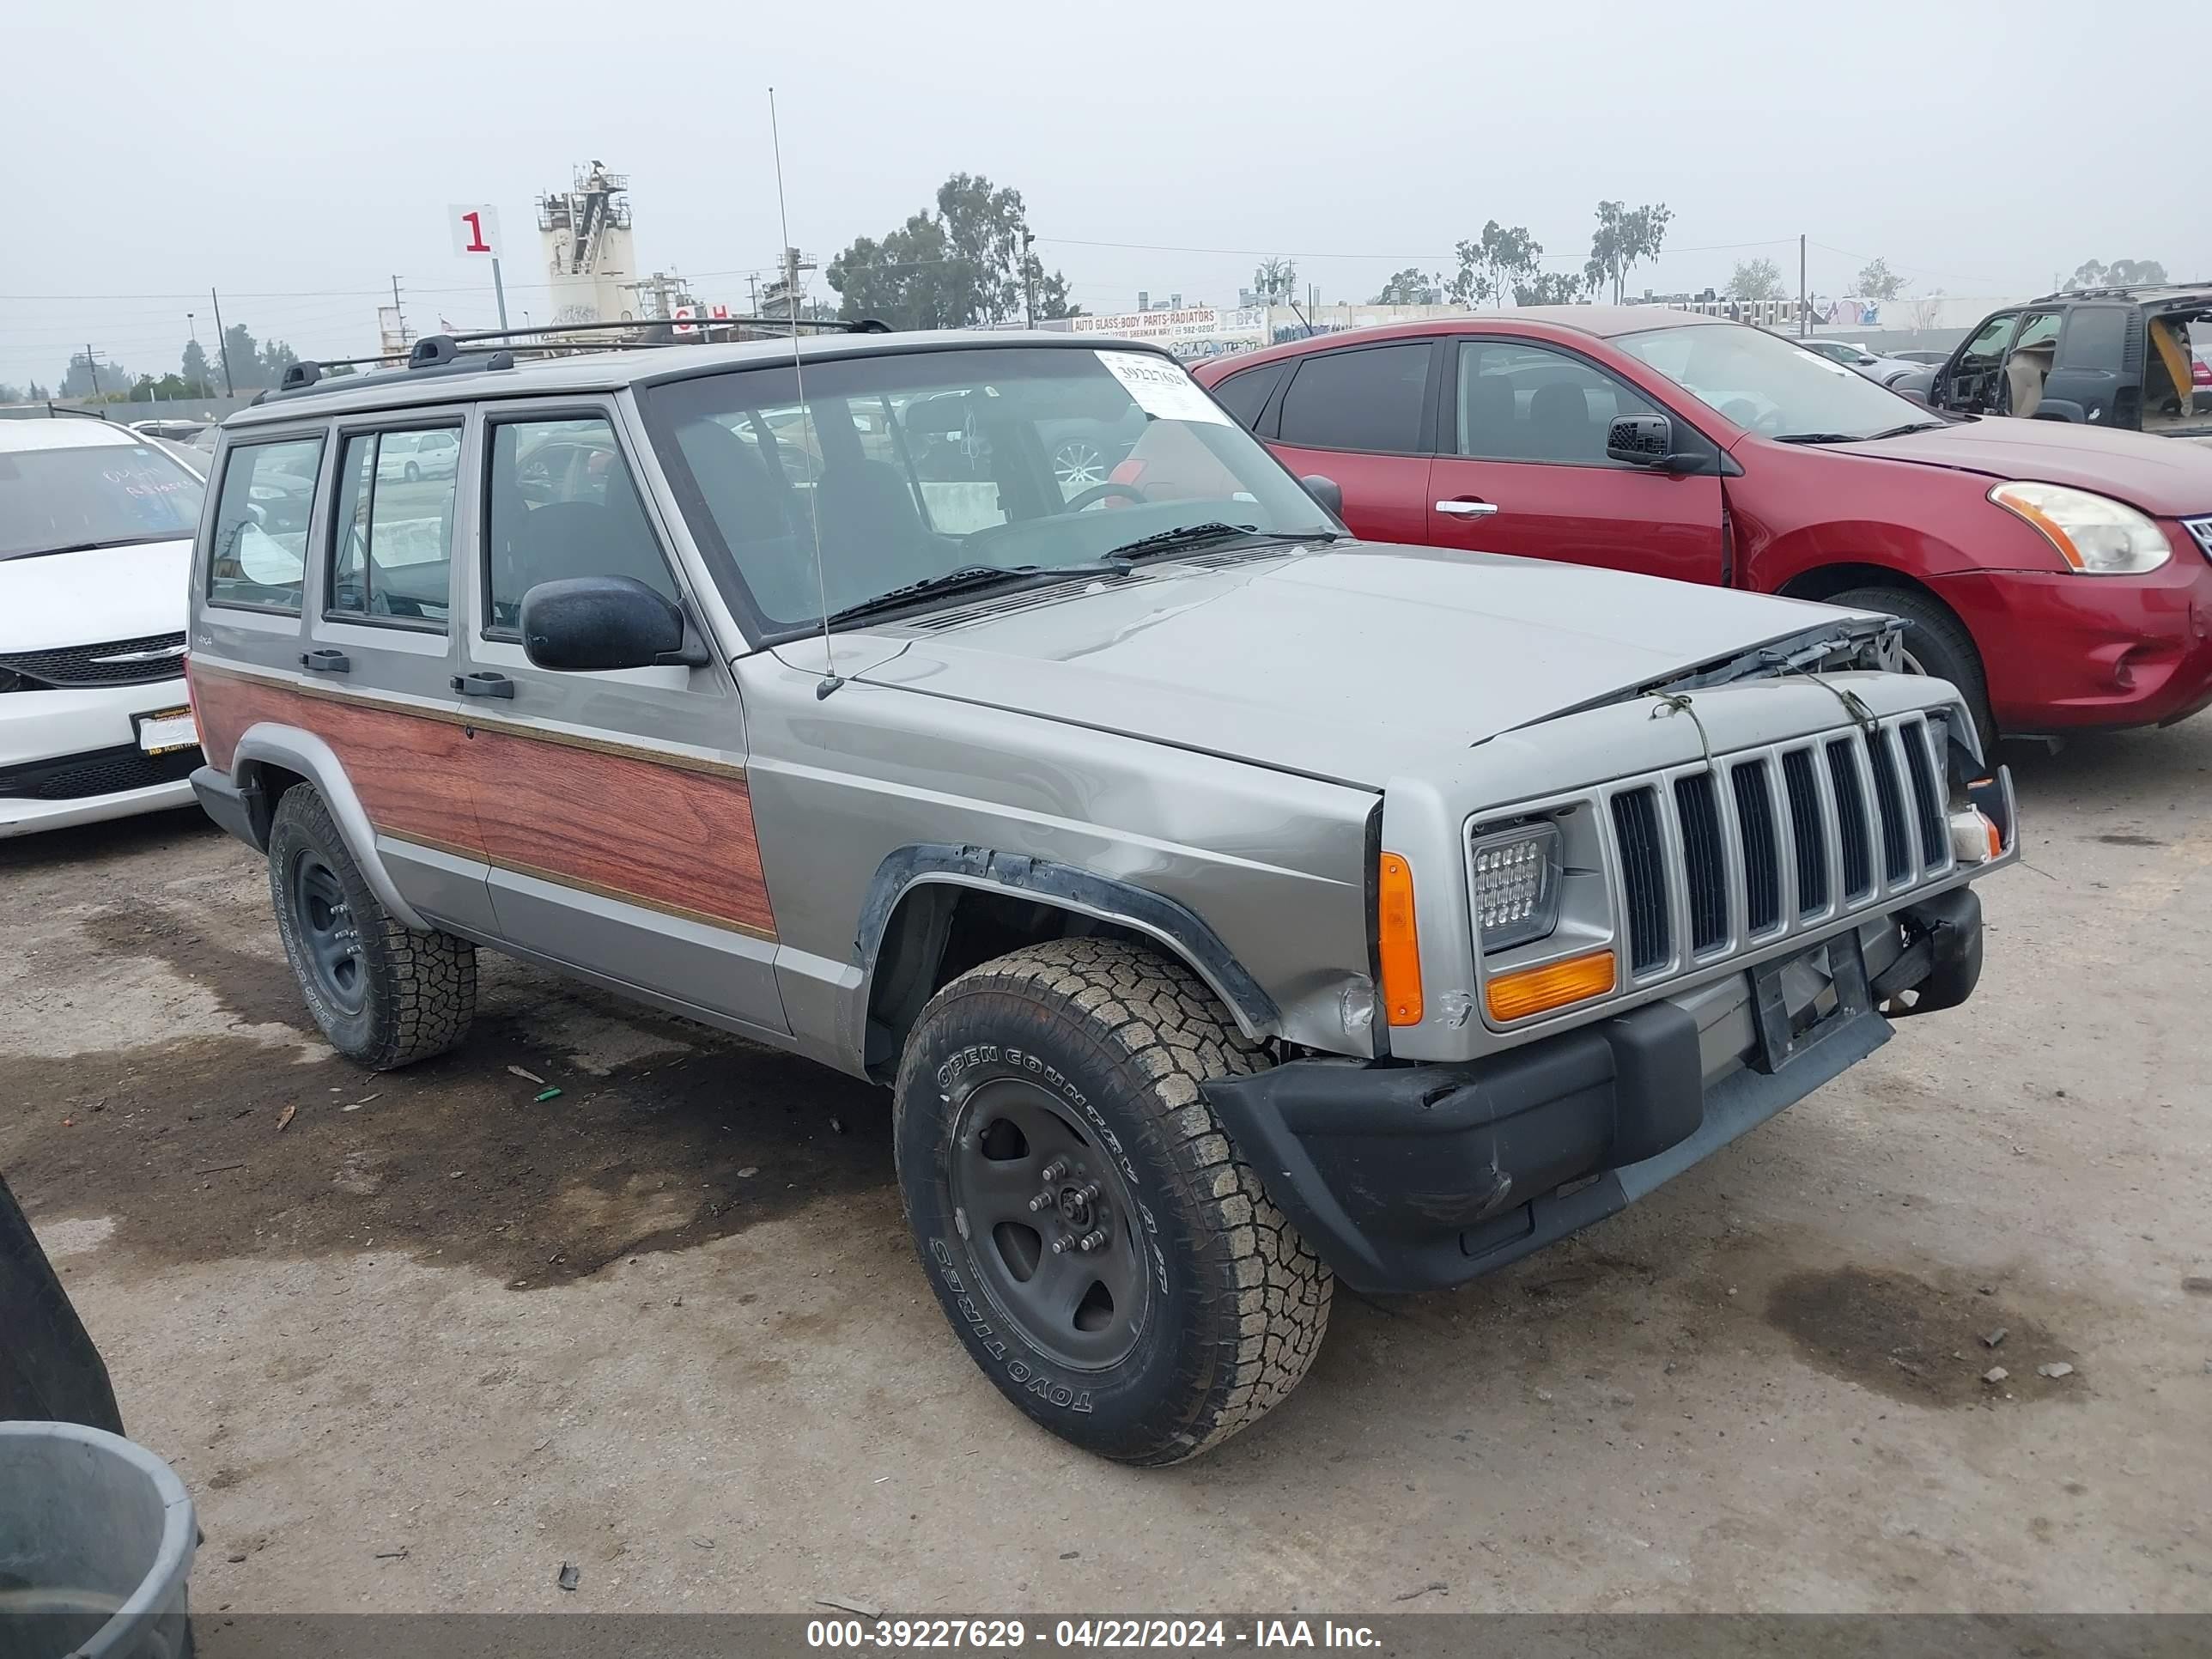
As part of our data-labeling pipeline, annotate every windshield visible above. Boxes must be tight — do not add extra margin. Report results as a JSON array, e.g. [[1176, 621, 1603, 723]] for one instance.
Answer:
[[0, 437, 204, 561], [640, 345, 1337, 634], [1614, 324, 1931, 441]]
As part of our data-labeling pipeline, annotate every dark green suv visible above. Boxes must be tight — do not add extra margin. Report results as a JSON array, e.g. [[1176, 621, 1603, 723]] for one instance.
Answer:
[[1907, 284, 2212, 441]]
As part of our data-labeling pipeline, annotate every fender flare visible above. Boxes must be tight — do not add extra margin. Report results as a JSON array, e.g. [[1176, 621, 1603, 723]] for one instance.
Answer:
[[854, 844, 1281, 1042], [232, 723, 430, 933]]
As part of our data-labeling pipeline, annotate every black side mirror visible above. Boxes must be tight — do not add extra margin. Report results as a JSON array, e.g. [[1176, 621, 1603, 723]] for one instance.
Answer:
[[1607, 414, 1675, 467], [520, 575, 705, 672], [1300, 475, 1344, 518]]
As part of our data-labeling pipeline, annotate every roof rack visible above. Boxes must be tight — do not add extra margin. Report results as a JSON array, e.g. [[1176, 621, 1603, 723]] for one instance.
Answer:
[[2029, 282, 2212, 303], [0, 401, 112, 422], [263, 313, 890, 403]]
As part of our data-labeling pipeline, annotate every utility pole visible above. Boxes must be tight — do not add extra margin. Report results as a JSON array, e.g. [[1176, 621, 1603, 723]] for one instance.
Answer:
[[85, 344, 99, 398], [391, 276, 407, 342], [490, 253, 509, 330], [1799, 234, 1808, 337], [1022, 229, 1036, 328], [210, 287, 234, 396]]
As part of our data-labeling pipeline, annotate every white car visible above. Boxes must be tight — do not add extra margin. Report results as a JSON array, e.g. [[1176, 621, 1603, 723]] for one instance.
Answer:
[[1, 414, 207, 837], [374, 428, 460, 483]]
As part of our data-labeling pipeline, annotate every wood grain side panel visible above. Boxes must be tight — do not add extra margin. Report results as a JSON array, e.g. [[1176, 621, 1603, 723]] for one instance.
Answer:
[[466, 726, 775, 939], [187, 665, 484, 856]]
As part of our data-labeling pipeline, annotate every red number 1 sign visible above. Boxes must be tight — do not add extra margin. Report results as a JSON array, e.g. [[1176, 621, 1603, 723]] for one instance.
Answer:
[[447, 204, 503, 258]]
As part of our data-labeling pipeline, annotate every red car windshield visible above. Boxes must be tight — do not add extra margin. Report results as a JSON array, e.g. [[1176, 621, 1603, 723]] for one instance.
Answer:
[[0, 438, 205, 561], [1615, 324, 1932, 442]]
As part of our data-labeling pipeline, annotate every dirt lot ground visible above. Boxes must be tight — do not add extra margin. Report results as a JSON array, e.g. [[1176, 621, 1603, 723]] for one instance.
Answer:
[[5, 722, 2209, 1617]]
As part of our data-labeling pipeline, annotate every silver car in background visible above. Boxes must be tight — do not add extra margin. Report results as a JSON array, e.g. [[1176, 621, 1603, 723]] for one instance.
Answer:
[[1795, 336, 1931, 387]]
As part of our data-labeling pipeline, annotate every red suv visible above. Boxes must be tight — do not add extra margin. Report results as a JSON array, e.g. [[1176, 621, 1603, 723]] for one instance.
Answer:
[[1194, 310, 2212, 743]]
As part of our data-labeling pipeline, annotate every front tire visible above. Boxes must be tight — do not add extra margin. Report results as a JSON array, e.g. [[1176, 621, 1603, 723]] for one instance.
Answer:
[[894, 939, 1331, 1465], [266, 786, 475, 1069], [1830, 583, 1995, 750]]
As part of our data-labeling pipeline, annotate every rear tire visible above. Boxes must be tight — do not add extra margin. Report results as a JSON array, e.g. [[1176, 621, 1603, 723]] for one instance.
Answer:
[[1830, 584, 1995, 750], [266, 786, 475, 1069], [894, 939, 1331, 1465]]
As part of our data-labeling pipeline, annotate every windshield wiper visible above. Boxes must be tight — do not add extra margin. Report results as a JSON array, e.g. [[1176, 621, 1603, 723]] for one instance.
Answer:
[[1102, 520, 1334, 562], [1773, 421, 1946, 447], [823, 562, 1128, 628], [1, 535, 168, 562]]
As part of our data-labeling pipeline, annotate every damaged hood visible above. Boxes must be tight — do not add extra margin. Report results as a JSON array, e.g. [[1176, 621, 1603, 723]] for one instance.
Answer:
[[842, 541, 1878, 787]]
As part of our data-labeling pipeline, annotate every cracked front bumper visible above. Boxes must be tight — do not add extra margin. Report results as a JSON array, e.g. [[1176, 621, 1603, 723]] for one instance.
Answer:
[[1204, 890, 1982, 1295]]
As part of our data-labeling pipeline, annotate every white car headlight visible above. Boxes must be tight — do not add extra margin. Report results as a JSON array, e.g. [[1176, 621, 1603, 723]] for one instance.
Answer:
[[1989, 482, 2170, 575], [1470, 823, 1561, 951]]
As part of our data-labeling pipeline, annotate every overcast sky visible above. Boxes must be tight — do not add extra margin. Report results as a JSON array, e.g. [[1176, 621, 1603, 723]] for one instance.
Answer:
[[8, 0, 2202, 392]]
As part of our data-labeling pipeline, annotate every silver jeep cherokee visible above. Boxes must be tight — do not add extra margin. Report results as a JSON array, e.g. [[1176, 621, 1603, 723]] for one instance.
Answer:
[[184, 325, 2016, 1464]]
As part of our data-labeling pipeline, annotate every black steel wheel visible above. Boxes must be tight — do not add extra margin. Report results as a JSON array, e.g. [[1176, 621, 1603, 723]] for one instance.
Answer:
[[266, 785, 476, 1069], [895, 938, 1331, 1465], [290, 852, 367, 1016], [946, 1075, 1152, 1371]]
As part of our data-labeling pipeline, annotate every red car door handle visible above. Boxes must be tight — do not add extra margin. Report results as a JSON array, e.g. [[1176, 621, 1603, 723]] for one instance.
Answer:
[[1436, 499, 1499, 517]]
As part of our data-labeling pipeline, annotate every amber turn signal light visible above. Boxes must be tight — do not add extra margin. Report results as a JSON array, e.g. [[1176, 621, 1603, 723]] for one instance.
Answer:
[[1376, 852, 1423, 1026], [1484, 949, 1617, 1024]]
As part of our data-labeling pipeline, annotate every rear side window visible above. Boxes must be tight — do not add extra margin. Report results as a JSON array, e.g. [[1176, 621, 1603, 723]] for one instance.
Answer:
[[328, 428, 459, 629], [208, 436, 325, 612], [1209, 362, 1288, 432], [1276, 343, 1431, 453], [2057, 307, 2127, 369], [483, 416, 677, 638]]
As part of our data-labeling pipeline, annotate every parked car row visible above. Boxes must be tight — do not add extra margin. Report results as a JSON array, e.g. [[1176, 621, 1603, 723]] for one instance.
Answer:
[[1194, 305, 2212, 747]]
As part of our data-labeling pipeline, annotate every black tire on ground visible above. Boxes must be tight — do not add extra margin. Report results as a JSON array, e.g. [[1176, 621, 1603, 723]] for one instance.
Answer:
[[266, 786, 475, 1069], [1830, 584, 1996, 750], [894, 938, 1331, 1466]]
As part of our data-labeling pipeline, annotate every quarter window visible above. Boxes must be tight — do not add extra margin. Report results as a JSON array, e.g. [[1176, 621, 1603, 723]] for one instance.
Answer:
[[208, 436, 325, 612], [483, 416, 678, 637], [1209, 362, 1288, 432], [328, 428, 459, 629], [2057, 307, 2126, 368], [1455, 342, 1659, 465], [1275, 343, 1431, 453]]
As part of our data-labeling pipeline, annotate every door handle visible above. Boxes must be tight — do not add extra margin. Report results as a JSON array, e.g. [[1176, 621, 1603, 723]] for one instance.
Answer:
[[301, 648, 350, 674], [1436, 500, 1500, 517], [450, 672, 515, 699]]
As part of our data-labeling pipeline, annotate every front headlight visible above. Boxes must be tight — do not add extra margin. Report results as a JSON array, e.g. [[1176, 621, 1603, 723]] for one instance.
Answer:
[[1989, 482, 2170, 574], [1470, 822, 1561, 951]]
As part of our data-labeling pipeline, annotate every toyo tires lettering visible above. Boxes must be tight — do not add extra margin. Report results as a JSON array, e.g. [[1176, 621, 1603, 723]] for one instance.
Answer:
[[930, 1238, 1092, 1413]]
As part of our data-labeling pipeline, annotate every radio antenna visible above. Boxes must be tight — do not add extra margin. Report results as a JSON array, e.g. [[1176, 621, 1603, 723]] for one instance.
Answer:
[[769, 86, 842, 698]]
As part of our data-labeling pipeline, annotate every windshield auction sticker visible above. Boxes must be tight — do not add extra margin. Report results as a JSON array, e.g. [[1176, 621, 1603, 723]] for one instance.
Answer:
[[1095, 350, 1231, 425]]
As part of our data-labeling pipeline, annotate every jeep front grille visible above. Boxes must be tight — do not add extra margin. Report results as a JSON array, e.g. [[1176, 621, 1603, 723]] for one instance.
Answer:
[[1609, 715, 1952, 982], [1780, 748, 1827, 915], [1609, 788, 1671, 974]]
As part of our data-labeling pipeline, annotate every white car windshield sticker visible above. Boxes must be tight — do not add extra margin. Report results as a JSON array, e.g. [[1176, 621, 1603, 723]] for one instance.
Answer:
[[1094, 350, 1231, 425]]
